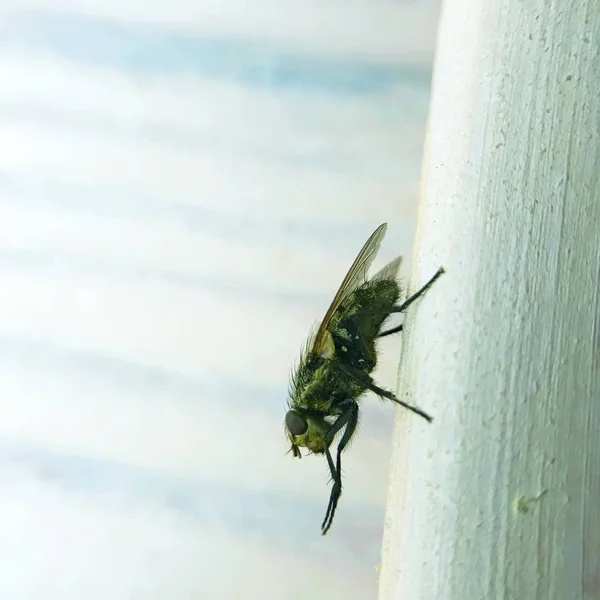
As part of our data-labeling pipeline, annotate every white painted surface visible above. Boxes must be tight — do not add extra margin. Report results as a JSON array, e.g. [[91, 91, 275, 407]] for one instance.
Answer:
[[379, 1, 600, 599]]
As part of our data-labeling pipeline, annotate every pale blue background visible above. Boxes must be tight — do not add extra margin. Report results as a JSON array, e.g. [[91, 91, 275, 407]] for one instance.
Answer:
[[0, 2, 440, 598]]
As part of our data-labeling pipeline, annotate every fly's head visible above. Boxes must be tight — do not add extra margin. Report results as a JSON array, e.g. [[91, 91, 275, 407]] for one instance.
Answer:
[[285, 410, 326, 459]]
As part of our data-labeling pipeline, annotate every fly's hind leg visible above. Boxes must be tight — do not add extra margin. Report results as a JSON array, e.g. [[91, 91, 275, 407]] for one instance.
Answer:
[[321, 400, 359, 536], [337, 362, 433, 423], [377, 323, 402, 338], [356, 267, 445, 337], [386, 266, 445, 316]]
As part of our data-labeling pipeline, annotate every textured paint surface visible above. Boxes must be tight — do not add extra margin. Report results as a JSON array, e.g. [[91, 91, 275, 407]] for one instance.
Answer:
[[380, 1, 600, 599], [0, 2, 440, 598]]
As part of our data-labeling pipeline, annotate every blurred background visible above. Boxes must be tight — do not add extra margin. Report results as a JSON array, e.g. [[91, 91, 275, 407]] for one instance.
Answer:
[[0, 1, 440, 598]]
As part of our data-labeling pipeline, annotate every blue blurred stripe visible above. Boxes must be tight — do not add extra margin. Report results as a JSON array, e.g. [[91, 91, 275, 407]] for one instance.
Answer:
[[0, 333, 399, 434], [3, 11, 431, 96], [0, 171, 410, 253], [0, 99, 406, 175], [0, 245, 330, 307], [0, 334, 284, 414], [0, 436, 384, 565]]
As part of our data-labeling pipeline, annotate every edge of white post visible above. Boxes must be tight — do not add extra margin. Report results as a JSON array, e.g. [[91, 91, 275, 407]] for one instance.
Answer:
[[379, 2, 600, 599]]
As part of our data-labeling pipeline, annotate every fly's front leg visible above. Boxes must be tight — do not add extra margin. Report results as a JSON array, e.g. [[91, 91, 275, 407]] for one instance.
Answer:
[[321, 400, 359, 535]]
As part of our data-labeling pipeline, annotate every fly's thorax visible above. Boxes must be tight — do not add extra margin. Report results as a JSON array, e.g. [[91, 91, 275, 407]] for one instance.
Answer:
[[285, 274, 401, 459], [289, 353, 336, 413]]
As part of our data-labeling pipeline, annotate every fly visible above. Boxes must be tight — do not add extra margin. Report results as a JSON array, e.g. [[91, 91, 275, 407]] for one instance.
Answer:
[[284, 222, 444, 535]]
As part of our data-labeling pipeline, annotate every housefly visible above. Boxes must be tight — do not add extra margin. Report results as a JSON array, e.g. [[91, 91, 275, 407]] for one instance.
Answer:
[[285, 222, 444, 535]]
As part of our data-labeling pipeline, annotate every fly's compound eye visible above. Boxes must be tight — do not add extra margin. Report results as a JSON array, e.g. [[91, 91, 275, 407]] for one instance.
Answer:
[[285, 410, 308, 436]]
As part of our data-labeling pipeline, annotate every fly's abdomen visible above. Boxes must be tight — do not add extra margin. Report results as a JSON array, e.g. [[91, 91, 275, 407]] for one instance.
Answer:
[[355, 278, 400, 331]]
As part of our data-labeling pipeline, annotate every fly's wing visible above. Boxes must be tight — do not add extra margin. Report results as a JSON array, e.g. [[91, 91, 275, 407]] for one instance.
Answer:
[[312, 222, 388, 356], [371, 256, 402, 282]]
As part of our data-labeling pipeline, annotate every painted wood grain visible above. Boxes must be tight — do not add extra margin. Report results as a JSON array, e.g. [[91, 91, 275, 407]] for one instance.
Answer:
[[379, 1, 600, 598]]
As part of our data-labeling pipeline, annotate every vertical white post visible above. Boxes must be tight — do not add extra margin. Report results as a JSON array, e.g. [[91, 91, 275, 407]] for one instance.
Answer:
[[379, 2, 600, 599]]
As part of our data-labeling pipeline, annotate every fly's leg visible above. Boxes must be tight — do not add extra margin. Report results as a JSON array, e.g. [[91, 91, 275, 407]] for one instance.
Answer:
[[321, 401, 359, 536], [353, 267, 445, 334], [338, 267, 445, 357], [386, 266, 445, 315], [337, 362, 433, 423], [377, 324, 402, 338]]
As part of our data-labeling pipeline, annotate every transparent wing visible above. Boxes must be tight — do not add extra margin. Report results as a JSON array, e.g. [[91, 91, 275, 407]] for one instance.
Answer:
[[371, 256, 402, 282], [312, 222, 388, 355]]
